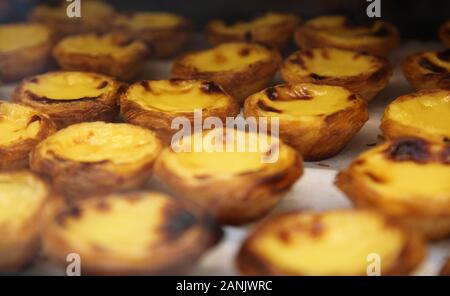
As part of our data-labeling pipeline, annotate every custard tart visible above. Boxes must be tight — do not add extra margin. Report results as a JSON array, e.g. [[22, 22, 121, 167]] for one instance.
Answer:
[[280, 48, 392, 101], [28, 0, 114, 38], [0, 171, 60, 271], [120, 79, 240, 142], [336, 138, 450, 240], [154, 128, 303, 225], [244, 83, 368, 161], [380, 89, 450, 144], [237, 210, 425, 276], [30, 122, 162, 199], [42, 191, 221, 275], [0, 23, 53, 81], [205, 12, 300, 49], [13, 71, 124, 129], [294, 15, 399, 56], [53, 33, 148, 81], [401, 49, 450, 90], [112, 12, 192, 58], [171, 42, 281, 103], [439, 21, 450, 47], [0, 101, 56, 170]]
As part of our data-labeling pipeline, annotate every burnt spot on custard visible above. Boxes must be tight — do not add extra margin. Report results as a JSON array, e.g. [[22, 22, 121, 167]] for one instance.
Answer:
[[29, 77, 39, 83], [96, 81, 109, 89], [369, 66, 389, 82], [27, 114, 42, 126], [56, 206, 82, 226], [162, 205, 197, 242], [437, 49, 450, 62], [257, 100, 281, 113], [319, 49, 330, 59], [289, 55, 307, 70], [419, 58, 447, 73], [25, 91, 98, 104], [365, 172, 386, 183], [309, 73, 328, 80], [139, 80, 151, 92], [265, 87, 278, 100], [348, 94, 358, 101], [441, 146, 450, 164], [244, 31, 253, 42], [384, 138, 430, 163], [200, 81, 223, 94], [94, 200, 111, 212], [238, 47, 251, 56]]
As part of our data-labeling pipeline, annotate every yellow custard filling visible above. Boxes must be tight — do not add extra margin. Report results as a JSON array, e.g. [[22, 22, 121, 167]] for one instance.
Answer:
[[163, 129, 293, 177], [386, 91, 450, 136], [114, 12, 183, 30], [0, 24, 49, 52], [253, 84, 355, 119], [127, 80, 229, 112], [0, 102, 41, 146], [39, 122, 160, 164], [214, 13, 292, 33], [251, 211, 405, 275], [286, 48, 378, 77], [184, 43, 271, 72], [57, 34, 142, 58], [355, 147, 450, 198], [0, 172, 47, 228], [58, 193, 169, 258], [24, 72, 112, 100]]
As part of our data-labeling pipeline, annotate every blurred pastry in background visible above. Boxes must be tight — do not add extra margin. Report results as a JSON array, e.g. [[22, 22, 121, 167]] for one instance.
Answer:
[[171, 42, 281, 103], [0, 170, 60, 271], [440, 258, 450, 276], [281, 47, 392, 101], [13, 71, 123, 129], [112, 12, 192, 58], [42, 191, 221, 275], [205, 12, 299, 49], [439, 20, 450, 47], [380, 89, 450, 144], [154, 128, 303, 225], [30, 122, 162, 199], [294, 15, 399, 56], [0, 23, 53, 81], [53, 33, 148, 81], [244, 83, 368, 161], [120, 79, 239, 143], [237, 210, 426, 275], [401, 49, 450, 90], [0, 101, 56, 170], [336, 138, 450, 240], [28, 0, 114, 38]]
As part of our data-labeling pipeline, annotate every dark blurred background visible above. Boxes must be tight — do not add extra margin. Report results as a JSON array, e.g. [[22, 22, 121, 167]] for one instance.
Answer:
[[0, 0, 448, 40]]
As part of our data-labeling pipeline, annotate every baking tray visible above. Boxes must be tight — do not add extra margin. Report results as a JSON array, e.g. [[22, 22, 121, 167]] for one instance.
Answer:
[[1, 36, 448, 276]]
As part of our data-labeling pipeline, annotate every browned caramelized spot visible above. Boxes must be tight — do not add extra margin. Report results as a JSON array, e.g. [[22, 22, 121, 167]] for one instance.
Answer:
[[278, 216, 324, 243], [91, 244, 107, 252], [289, 55, 307, 70], [365, 172, 386, 183], [56, 206, 82, 226], [25, 91, 98, 104], [27, 114, 42, 126], [257, 100, 281, 113], [200, 81, 223, 94], [265, 87, 278, 100], [438, 49, 450, 62], [195, 174, 211, 180], [239, 47, 251, 56], [162, 205, 197, 241], [444, 137, 450, 144], [29, 77, 39, 83], [214, 53, 227, 64], [355, 159, 366, 165], [96, 81, 109, 89], [310, 73, 328, 80], [139, 80, 151, 92], [95, 200, 111, 212], [348, 94, 358, 101], [244, 31, 252, 42], [320, 49, 330, 59], [303, 50, 314, 59], [366, 143, 377, 147], [419, 58, 447, 73], [385, 138, 430, 163], [441, 146, 450, 164], [370, 67, 389, 82], [371, 25, 390, 37]]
